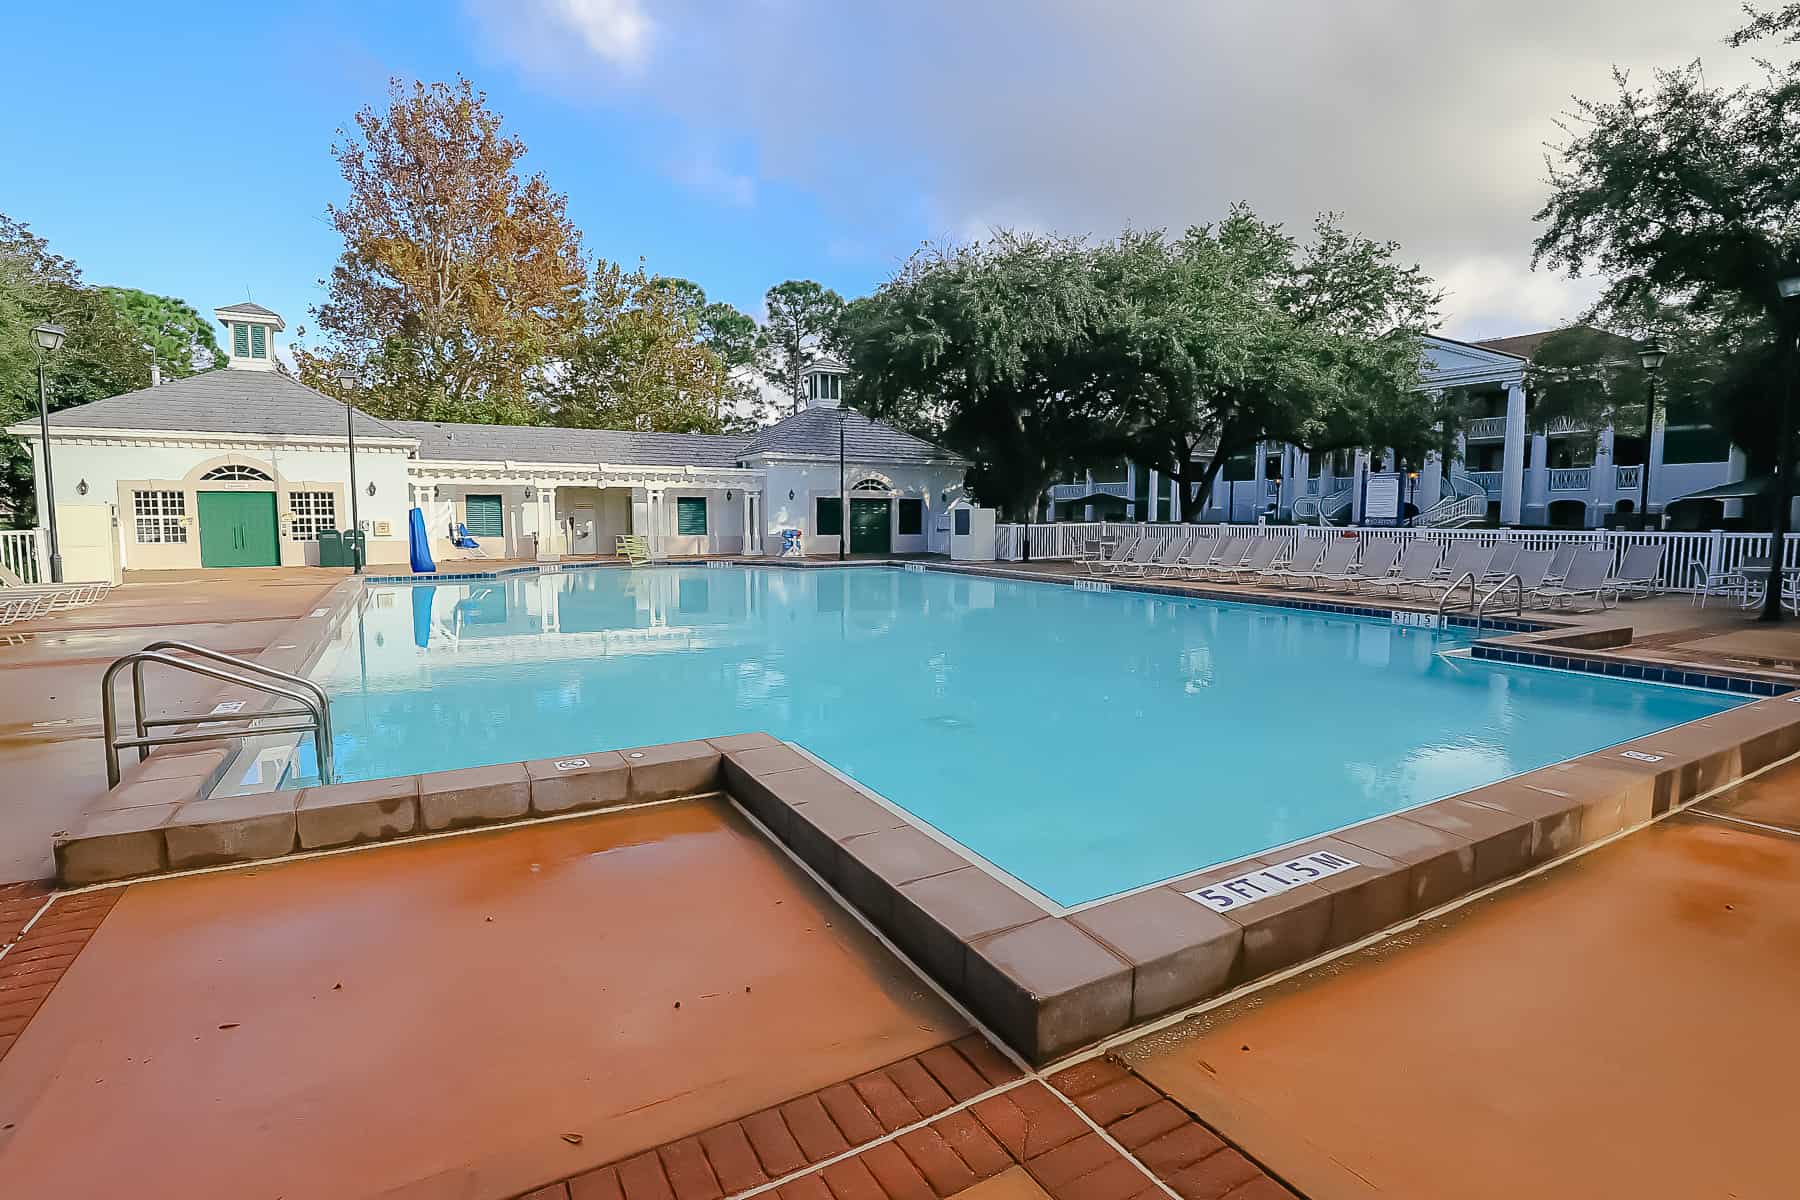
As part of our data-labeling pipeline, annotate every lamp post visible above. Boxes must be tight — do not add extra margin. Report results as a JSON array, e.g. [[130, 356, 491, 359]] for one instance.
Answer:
[[337, 368, 363, 575], [837, 409, 847, 562], [1760, 276, 1800, 622], [31, 324, 66, 583], [1637, 340, 1667, 529]]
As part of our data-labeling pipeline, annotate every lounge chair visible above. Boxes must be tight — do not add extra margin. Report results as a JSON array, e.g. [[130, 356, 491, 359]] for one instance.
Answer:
[[1271, 541, 1328, 588], [1078, 534, 1137, 575], [1542, 542, 1582, 588], [1116, 536, 1187, 578], [1608, 544, 1666, 599], [1530, 550, 1616, 610], [1168, 535, 1218, 579], [451, 523, 491, 558], [1336, 541, 1401, 593], [0, 565, 109, 612], [1189, 535, 1248, 581], [1480, 542, 1520, 584], [1146, 536, 1201, 579], [1218, 537, 1283, 584], [1374, 543, 1442, 597], [1483, 549, 1554, 610], [1283, 539, 1357, 590], [1088, 536, 1154, 577], [0, 592, 56, 627]]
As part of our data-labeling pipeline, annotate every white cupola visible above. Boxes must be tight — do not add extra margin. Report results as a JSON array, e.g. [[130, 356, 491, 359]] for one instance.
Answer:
[[801, 354, 850, 409], [215, 301, 285, 371]]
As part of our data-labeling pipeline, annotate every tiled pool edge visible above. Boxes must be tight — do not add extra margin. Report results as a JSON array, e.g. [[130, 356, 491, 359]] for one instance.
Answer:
[[725, 700, 1800, 1064]]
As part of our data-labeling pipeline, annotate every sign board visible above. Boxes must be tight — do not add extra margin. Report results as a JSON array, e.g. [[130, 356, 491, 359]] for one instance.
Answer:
[[1363, 475, 1402, 525], [1619, 750, 1665, 764], [1074, 580, 1112, 593], [1391, 610, 1440, 629], [1184, 851, 1360, 913], [209, 700, 246, 715]]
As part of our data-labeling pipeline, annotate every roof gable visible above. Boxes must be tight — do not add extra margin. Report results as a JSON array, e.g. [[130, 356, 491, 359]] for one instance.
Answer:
[[735, 408, 963, 464], [34, 370, 408, 441]]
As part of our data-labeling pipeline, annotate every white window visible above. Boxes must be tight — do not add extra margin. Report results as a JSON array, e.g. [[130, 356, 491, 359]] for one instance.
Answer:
[[288, 491, 337, 540], [133, 490, 186, 543], [201, 465, 272, 482]]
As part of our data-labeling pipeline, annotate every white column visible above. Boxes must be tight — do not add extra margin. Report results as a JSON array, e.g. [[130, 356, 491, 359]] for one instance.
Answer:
[[1169, 476, 1181, 523], [1350, 450, 1368, 524], [646, 489, 662, 559], [1147, 468, 1159, 522], [1725, 445, 1749, 520], [1500, 381, 1526, 526], [1648, 410, 1668, 519], [1083, 469, 1094, 522], [1125, 462, 1137, 521]]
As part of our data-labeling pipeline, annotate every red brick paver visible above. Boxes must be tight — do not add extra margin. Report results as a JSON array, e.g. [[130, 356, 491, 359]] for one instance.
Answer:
[[0, 888, 120, 1063]]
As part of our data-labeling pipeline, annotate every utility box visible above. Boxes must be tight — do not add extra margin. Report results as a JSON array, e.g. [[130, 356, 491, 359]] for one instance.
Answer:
[[52, 503, 121, 584], [948, 503, 997, 561]]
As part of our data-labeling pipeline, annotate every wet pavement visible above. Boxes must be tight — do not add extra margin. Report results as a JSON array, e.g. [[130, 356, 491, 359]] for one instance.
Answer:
[[0, 798, 966, 1199], [0, 569, 343, 882], [1121, 760, 1800, 1200]]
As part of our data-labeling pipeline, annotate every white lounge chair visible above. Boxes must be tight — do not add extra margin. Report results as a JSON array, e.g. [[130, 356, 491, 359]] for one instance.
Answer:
[[1080, 534, 1141, 576], [1271, 542, 1328, 588], [1191, 535, 1249, 581], [1168, 535, 1218, 579], [1146, 536, 1202, 579], [1219, 538, 1284, 584], [1531, 550, 1617, 610], [1542, 542, 1582, 588], [1480, 542, 1520, 585], [1375, 543, 1443, 597], [1337, 541, 1401, 592], [1284, 539, 1358, 590], [1116, 536, 1187, 578], [1485, 549, 1554, 610], [1608, 544, 1666, 599]]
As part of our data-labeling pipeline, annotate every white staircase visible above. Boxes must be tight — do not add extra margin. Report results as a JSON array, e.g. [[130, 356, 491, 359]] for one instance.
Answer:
[[1413, 472, 1489, 528], [1293, 485, 1353, 525]]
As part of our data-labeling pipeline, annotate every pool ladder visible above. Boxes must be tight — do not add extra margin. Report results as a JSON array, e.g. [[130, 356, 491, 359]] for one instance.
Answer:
[[100, 640, 334, 788], [1436, 571, 1525, 637]]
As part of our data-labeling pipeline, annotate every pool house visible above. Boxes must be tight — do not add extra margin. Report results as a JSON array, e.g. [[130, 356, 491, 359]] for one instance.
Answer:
[[5, 306, 969, 575]]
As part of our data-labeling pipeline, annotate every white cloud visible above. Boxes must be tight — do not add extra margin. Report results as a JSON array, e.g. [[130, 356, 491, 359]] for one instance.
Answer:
[[548, 0, 652, 69], [464, 0, 653, 79], [667, 148, 756, 207], [479, 0, 1771, 334]]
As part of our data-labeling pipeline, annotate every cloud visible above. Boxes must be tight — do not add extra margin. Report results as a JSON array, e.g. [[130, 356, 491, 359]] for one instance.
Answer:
[[478, 0, 1768, 333], [465, 0, 653, 79], [667, 148, 756, 207]]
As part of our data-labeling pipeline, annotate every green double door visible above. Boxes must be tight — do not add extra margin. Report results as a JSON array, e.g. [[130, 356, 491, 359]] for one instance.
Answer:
[[848, 499, 892, 554], [198, 491, 280, 568]]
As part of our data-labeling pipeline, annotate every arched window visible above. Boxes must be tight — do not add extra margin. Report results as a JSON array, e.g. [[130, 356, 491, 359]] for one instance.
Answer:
[[851, 478, 890, 492], [201, 465, 273, 482]]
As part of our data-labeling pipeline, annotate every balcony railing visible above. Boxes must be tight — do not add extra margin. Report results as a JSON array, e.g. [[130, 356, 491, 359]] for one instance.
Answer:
[[1049, 480, 1130, 501], [1548, 467, 1592, 492], [1615, 464, 1642, 491], [1545, 415, 1587, 435], [1466, 470, 1502, 494], [1466, 417, 1508, 440]]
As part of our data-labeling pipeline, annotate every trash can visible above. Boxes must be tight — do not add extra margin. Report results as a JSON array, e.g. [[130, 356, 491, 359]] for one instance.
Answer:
[[343, 529, 367, 568], [317, 529, 346, 567]]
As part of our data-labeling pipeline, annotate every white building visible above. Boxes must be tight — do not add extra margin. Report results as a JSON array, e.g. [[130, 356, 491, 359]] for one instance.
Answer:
[[6, 307, 969, 573], [1047, 329, 1744, 531]]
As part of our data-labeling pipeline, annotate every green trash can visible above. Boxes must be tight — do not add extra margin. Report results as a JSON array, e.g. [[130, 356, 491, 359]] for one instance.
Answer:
[[344, 529, 367, 568], [317, 529, 346, 568]]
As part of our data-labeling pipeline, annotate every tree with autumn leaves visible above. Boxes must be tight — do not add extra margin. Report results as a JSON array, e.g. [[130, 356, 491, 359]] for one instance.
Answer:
[[296, 78, 756, 433]]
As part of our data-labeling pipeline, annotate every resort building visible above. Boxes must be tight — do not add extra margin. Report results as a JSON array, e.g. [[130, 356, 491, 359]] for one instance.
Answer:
[[5, 308, 968, 572], [1050, 329, 1745, 531]]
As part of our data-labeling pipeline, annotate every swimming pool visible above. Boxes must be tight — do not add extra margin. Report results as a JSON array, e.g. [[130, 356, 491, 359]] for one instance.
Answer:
[[306, 565, 1740, 905]]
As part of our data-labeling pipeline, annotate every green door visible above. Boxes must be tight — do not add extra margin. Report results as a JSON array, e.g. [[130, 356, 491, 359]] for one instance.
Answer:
[[198, 491, 280, 568], [849, 499, 892, 554]]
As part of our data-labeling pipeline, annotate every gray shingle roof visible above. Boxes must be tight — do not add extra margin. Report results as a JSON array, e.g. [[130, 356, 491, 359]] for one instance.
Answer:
[[395, 421, 747, 468], [41, 369, 409, 440], [736, 407, 962, 463], [216, 301, 282, 319]]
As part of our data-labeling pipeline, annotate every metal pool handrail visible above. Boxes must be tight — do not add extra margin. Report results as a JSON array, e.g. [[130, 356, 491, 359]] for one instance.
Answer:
[[101, 640, 333, 788], [1436, 570, 1479, 619], [1474, 573, 1525, 637]]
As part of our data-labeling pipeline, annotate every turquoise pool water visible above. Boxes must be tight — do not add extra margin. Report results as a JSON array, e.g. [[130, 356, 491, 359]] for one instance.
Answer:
[[308, 565, 1739, 905]]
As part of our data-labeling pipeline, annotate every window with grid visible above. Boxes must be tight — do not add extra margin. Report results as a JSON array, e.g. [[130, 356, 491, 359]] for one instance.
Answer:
[[133, 490, 186, 543], [288, 491, 337, 540], [676, 496, 708, 535]]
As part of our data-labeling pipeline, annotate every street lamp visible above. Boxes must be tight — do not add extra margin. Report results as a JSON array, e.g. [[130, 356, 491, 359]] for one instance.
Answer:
[[337, 367, 363, 575], [1637, 339, 1666, 529], [1761, 276, 1800, 621], [837, 409, 847, 562], [32, 323, 66, 583]]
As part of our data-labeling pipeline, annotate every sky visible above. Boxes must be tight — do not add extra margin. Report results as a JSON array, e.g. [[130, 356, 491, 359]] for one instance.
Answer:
[[0, 0, 1771, 350]]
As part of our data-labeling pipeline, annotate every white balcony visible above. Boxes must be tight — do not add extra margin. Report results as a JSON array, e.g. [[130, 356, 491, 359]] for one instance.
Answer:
[[1049, 480, 1129, 501], [1545, 415, 1588, 435], [1466, 416, 1508, 440], [1548, 467, 1592, 492], [1466, 470, 1502, 494], [1615, 464, 1642, 491]]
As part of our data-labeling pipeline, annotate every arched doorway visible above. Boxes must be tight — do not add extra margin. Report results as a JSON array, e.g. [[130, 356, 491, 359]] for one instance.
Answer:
[[195, 464, 280, 567], [848, 478, 893, 554], [1548, 499, 1588, 529]]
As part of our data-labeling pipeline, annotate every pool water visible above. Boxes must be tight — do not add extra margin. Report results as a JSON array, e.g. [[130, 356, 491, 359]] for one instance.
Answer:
[[308, 566, 1739, 905]]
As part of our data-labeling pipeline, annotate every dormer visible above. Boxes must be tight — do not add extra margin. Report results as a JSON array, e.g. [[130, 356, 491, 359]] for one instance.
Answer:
[[215, 301, 284, 371], [802, 354, 850, 409]]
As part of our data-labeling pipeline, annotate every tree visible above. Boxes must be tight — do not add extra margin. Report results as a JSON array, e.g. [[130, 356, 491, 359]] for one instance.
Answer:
[[659, 278, 760, 427], [0, 215, 148, 522], [545, 264, 745, 434], [101, 287, 223, 378], [1095, 209, 1438, 520], [295, 76, 587, 424], [759, 279, 845, 414], [842, 233, 1112, 519], [1531, 23, 1800, 616]]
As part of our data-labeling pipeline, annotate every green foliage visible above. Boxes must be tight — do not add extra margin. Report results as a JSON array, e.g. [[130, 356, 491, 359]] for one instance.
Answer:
[[0, 214, 149, 522], [100, 287, 223, 377], [759, 279, 845, 414]]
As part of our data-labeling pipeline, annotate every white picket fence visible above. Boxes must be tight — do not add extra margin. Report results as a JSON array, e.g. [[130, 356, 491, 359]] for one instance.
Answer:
[[0, 528, 44, 584], [994, 521, 1800, 595]]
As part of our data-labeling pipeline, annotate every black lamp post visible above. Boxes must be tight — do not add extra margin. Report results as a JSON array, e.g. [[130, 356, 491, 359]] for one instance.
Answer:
[[31, 323, 66, 583], [338, 368, 363, 575], [837, 409, 847, 561], [1760, 275, 1800, 622], [1637, 340, 1667, 528]]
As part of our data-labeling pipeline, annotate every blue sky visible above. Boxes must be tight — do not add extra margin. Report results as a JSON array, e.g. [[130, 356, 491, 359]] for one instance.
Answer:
[[1, 0, 1761, 345]]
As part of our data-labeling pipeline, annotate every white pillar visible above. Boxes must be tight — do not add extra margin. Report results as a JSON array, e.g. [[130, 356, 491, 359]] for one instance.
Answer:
[[1725, 445, 1748, 521], [1648, 410, 1668, 518], [1170, 476, 1181, 523], [1147, 468, 1159, 523], [1125, 462, 1137, 521], [1500, 381, 1526, 526], [647, 489, 662, 559]]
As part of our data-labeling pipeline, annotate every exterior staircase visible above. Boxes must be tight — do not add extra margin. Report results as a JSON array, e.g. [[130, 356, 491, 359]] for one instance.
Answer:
[[1412, 472, 1489, 528], [1293, 485, 1353, 526]]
